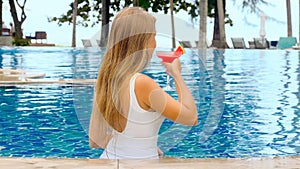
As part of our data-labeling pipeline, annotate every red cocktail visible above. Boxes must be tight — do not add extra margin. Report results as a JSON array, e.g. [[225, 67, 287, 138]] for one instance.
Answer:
[[156, 45, 185, 63], [156, 45, 185, 90], [156, 51, 180, 63]]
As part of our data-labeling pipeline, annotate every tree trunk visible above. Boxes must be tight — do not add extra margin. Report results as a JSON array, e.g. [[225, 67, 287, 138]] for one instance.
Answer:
[[198, 0, 208, 75], [211, 0, 228, 48], [0, 0, 2, 35], [99, 0, 110, 47], [216, 0, 227, 48], [170, 0, 176, 49], [133, 0, 139, 6], [8, 0, 24, 40], [299, 0, 300, 44], [211, 0, 220, 47], [72, 0, 78, 47], [198, 0, 207, 49], [286, 0, 292, 37]]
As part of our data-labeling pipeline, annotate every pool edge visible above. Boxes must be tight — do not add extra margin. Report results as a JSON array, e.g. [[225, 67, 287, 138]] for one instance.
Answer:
[[0, 156, 299, 169]]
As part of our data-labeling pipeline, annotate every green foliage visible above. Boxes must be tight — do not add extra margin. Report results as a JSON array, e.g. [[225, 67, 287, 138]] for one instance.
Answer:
[[47, 0, 270, 28], [49, 0, 264, 28], [240, 0, 268, 12], [194, 0, 232, 26], [48, 0, 91, 27], [12, 38, 30, 46], [49, 0, 210, 27]]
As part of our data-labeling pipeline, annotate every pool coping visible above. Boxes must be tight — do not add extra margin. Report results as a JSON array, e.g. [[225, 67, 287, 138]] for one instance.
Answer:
[[0, 79, 96, 86], [0, 156, 299, 169]]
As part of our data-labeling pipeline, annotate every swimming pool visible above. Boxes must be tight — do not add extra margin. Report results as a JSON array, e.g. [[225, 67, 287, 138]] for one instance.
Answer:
[[0, 47, 299, 158]]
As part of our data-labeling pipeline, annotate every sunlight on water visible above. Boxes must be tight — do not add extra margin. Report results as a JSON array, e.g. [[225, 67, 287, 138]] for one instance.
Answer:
[[0, 47, 299, 158]]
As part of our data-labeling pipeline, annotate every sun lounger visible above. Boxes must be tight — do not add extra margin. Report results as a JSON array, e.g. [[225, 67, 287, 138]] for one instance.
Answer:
[[81, 39, 92, 48], [253, 38, 269, 49], [231, 38, 246, 49], [277, 37, 297, 49], [248, 41, 255, 49], [2, 28, 10, 36], [25, 31, 47, 44], [96, 40, 101, 47], [269, 41, 278, 49], [179, 41, 192, 48], [35, 31, 47, 43]]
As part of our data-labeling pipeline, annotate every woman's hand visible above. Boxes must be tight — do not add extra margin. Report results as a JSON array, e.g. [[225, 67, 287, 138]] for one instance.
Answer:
[[161, 58, 182, 77]]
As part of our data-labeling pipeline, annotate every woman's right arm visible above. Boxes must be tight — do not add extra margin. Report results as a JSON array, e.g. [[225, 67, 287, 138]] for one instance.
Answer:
[[135, 59, 198, 126]]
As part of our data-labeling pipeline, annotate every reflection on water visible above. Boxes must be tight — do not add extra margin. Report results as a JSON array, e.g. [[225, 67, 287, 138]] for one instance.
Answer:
[[0, 47, 299, 158], [219, 50, 300, 157]]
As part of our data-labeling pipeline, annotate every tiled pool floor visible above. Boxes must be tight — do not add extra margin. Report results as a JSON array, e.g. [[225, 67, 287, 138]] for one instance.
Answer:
[[0, 157, 299, 169]]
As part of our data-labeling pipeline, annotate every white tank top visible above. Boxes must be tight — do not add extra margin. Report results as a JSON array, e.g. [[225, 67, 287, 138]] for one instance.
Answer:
[[100, 73, 165, 159]]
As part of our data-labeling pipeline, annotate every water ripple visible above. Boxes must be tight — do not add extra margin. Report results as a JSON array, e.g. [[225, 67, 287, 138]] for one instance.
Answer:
[[0, 48, 299, 158]]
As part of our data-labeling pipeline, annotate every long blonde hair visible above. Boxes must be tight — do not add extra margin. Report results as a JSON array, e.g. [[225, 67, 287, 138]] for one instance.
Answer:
[[95, 7, 156, 132]]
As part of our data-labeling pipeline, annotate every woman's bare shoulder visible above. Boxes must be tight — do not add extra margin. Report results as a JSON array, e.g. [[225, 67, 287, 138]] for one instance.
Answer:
[[135, 73, 160, 89], [134, 73, 162, 110]]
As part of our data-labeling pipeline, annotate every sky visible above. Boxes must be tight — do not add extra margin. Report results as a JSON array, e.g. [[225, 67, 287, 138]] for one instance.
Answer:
[[2, 0, 300, 48]]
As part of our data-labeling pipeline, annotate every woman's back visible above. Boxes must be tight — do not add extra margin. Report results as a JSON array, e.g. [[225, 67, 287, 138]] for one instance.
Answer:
[[100, 73, 165, 159]]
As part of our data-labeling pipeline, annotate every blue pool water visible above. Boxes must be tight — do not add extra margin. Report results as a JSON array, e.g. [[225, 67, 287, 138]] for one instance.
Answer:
[[0, 47, 299, 158]]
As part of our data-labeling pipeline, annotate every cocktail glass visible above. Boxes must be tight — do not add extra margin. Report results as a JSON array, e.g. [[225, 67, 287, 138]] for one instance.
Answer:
[[156, 51, 181, 91]]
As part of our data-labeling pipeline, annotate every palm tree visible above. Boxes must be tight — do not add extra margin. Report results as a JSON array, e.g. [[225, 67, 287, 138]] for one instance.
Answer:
[[0, 0, 3, 35], [217, 0, 228, 48], [286, 0, 292, 37], [170, 0, 176, 49], [99, 0, 110, 47], [211, 0, 228, 48], [72, 0, 78, 47], [198, 0, 208, 75], [299, 0, 300, 44], [133, 0, 139, 6], [198, 0, 208, 49]]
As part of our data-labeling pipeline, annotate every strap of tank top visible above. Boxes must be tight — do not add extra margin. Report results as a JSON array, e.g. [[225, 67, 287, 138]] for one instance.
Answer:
[[129, 73, 145, 112], [129, 73, 140, 95]]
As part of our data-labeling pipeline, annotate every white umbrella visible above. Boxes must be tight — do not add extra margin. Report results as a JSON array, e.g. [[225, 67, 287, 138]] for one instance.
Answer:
[[260, 12, 266, 45]]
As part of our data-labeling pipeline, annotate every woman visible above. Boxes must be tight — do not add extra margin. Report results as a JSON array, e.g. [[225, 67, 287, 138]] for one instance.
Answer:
[[89, 7, 198, 159]]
